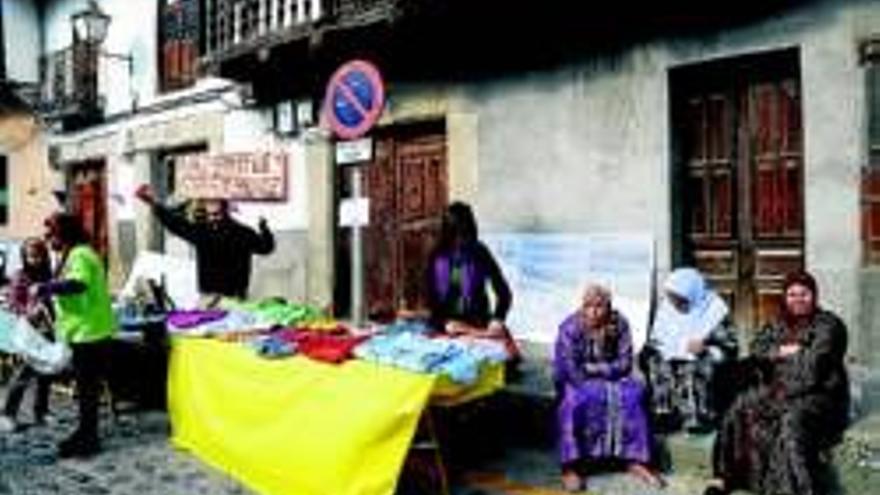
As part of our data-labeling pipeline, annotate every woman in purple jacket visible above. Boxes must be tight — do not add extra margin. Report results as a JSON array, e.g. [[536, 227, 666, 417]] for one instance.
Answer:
[[426, 201, 519, 360]]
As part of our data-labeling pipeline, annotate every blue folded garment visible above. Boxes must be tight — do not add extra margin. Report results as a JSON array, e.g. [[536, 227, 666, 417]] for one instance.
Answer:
[[253, 335, 297, 359], [354, 333, 486, 385]]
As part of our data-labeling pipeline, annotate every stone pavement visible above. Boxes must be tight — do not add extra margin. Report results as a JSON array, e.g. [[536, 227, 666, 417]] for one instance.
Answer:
[[0, 395, 250, 495], [1, 386, 879, 495]]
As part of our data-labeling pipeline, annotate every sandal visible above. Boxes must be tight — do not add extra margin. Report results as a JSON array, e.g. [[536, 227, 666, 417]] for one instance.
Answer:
[[561, 470, 583, 493]]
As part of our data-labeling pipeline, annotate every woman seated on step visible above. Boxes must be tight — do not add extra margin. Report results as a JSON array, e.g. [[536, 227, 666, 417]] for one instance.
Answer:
[[553, 283, 664, 492], [641, 267, 739, 432], [704, 271, 850, 495]]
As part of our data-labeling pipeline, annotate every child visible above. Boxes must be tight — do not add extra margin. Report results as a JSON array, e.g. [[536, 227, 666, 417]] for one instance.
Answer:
[[0, 238, 55, 432]]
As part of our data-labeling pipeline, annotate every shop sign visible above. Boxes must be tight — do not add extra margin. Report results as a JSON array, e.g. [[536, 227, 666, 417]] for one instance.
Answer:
[[175, 152, 288, 200]]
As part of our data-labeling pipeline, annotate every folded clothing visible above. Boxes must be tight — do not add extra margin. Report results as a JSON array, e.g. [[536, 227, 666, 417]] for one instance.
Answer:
[[275, 330, 367, 364], [354, 332, 498, 385], [219, 298, 327, 327], [168, 310, 266, 337], [252, 334, 297, 358], [167, 309, 227, 329], [381, 318, 432, 335]]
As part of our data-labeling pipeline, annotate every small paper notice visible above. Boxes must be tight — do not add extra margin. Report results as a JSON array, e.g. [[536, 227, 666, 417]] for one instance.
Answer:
[[339, 197, 370, 227]]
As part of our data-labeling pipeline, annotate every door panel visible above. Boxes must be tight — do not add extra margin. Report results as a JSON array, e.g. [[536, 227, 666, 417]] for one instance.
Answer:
[[363, 135, 398, 317], [674, 50, 804, 332], [336, 123, 447, 319], [69, 161, 108, 261]]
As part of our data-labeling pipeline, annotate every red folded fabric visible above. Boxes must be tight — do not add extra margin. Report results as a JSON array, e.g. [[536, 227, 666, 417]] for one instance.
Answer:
[[279, 331, 368, 364]]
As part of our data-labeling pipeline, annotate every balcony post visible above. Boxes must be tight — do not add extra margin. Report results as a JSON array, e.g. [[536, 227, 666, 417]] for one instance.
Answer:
[[234, 1, 243, 44], [205, 0, 214, 54], [283, 0, 293, 27], [296, 0, 307, 24], [258, 0, 267, 37], [269, 0, 278, 31]]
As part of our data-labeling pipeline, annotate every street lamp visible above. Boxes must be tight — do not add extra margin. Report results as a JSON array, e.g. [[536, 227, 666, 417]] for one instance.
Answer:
[[67, 0, 135, 117], [71, 1, 111, 45]]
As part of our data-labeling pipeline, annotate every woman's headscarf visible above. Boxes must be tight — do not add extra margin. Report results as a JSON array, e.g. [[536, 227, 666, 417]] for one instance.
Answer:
[[649, 267, 729, 360], [579, 283, 619, 358], [581, 284, 612, 322], [781, 270, 819, 329]]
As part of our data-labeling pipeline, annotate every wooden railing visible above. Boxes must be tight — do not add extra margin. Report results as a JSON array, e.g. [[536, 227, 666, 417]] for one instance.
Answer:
[[39, 43, 134, 125], [204, 0, 396, 57], [39, 45, 102, 120]]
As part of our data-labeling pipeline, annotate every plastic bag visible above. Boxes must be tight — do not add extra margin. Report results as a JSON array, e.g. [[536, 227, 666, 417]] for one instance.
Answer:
[[0, 309, 71, 375]]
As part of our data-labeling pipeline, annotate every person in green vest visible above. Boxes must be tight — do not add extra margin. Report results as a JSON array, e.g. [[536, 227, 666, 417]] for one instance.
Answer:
[[39, 213, 116, 458]]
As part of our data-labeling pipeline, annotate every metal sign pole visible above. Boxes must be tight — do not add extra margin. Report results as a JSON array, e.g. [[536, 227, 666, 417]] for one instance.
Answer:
[[350, 167, 365, 327], [325, 59, 385, 328]]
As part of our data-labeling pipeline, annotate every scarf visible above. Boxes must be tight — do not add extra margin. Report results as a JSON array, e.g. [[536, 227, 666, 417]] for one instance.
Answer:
[[650, 268, 728, 360]]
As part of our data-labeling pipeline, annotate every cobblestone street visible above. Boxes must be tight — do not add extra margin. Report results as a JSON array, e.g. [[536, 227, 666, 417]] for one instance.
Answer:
[[0, 389, 251, 495], [2, 386, 880, 494]]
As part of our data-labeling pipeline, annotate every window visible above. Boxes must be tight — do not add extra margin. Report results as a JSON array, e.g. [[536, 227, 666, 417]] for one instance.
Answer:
[[861, 39, 880, 264], [0, 155, 8, 225], [159, 0, 201, 92]]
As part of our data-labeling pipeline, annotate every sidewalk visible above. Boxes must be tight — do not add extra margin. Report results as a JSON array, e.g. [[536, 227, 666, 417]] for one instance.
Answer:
[[0, 388, 249, 495], [444, 408, 880, 495], [1, 385, 879, 494]]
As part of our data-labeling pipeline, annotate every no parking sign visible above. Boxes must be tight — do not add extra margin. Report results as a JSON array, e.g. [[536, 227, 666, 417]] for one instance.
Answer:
[[324, 60, 386, 140]]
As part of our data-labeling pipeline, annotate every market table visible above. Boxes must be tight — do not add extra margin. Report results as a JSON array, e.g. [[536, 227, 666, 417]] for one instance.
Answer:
[[167, 337, 503, 495]]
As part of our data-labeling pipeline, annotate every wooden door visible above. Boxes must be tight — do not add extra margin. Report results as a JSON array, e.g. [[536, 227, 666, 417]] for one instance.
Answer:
[[69, 161, 109, 261], [673, 50, 804, 331], [335, 122, 447, 319]]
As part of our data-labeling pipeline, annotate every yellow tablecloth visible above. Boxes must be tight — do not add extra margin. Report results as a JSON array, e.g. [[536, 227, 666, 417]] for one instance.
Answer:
[[430, 361, 505, 407], [167, 337, 503, 495]]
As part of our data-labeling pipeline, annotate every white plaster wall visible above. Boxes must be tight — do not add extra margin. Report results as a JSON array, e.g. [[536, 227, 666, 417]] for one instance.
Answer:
[[432, 0, 869, 336], [0, 118, 57, 242], [221, 108, 309, 232], [3, 0, 42, 83]]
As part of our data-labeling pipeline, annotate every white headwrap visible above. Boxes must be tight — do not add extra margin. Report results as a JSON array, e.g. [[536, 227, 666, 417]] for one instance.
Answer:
[[649, 268, 729, 360]]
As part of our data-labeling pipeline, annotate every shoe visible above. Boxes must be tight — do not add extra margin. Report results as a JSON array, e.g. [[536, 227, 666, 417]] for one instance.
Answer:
[[0, 415, 18, 433], [57, 434, 100, 458], [36, 412, 58, 426]]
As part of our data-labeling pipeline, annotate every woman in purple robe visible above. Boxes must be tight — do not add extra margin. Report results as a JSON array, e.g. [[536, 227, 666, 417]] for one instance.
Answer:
[[554, 284, 663, 492]]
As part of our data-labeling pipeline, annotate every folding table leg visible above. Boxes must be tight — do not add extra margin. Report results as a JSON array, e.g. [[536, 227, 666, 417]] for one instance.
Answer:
[[423, 409, 450, 495], [405, 407, 450, 495]]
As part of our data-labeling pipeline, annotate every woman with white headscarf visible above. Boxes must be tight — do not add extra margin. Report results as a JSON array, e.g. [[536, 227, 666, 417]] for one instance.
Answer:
[[642, 268, 739, 432]]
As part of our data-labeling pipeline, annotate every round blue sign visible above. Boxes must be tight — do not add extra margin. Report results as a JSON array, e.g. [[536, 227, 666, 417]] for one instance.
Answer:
[[324, 60, 385, 140]]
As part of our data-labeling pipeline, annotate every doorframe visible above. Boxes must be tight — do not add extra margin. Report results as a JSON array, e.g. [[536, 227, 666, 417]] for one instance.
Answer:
[[65, 158, 109, 261], [668, 47, 804, 327], [151, 143, 208, 252], [332, 118, 448, 319]]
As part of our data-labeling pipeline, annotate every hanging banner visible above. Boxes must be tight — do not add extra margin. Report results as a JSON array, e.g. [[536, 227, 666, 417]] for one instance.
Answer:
[[484, 232, 655, 351], [175, 152, 288, 201]]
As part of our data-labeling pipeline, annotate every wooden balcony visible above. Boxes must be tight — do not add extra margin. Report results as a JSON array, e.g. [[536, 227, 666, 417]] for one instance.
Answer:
[[39, 44, 134, 130], [39, 45, 103, 127], [204, 0, 400, 66]]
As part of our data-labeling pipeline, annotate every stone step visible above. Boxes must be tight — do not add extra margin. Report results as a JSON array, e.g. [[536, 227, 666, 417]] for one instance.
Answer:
[[659, 432, 714, 478]]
